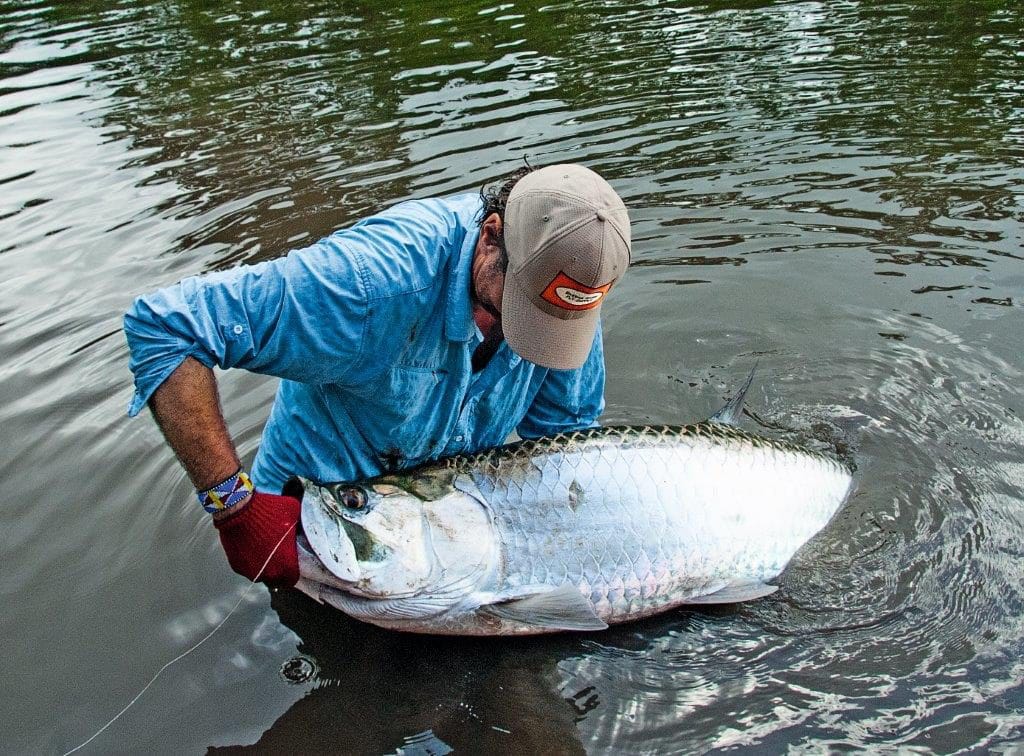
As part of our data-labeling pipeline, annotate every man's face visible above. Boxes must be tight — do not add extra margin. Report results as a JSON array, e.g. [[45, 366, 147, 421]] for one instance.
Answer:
[[472, 213, 506, 323]]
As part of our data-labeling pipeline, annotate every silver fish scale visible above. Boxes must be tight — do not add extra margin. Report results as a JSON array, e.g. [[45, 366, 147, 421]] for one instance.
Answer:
[[451, 424, 853, 623]]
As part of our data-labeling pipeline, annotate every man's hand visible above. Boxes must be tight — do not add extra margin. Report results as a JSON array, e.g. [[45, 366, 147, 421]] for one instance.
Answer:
[[214, 491, 300, 587]]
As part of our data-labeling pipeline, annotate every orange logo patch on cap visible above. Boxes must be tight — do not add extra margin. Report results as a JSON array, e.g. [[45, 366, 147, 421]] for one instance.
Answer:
[[541, 271, 612, 311]]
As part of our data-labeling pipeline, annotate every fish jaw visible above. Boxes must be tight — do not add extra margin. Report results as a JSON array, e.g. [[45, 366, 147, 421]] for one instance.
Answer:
[[296, 534, 353, 593], [299, 479, 360, 583]]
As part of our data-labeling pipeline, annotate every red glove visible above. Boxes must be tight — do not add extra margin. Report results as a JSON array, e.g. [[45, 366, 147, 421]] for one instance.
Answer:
[[214, 491, 300, 587]]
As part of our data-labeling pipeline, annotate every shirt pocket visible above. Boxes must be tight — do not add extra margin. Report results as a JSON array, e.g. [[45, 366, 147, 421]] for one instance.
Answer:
[[350, 365, 452, 469]]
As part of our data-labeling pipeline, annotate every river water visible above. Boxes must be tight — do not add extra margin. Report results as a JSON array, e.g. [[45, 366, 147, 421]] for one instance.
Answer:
[[1, 0, 1022, 752]]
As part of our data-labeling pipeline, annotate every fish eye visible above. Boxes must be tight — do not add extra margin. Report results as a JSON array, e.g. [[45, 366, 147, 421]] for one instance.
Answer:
[[339, 487, 367, 511]]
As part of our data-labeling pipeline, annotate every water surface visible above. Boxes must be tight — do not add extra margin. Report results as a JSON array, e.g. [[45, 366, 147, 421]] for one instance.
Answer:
[[1, 0, 1022, 752]]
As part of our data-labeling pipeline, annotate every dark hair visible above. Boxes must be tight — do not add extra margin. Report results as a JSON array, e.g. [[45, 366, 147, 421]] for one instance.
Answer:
[[478, 163, 534, 272]]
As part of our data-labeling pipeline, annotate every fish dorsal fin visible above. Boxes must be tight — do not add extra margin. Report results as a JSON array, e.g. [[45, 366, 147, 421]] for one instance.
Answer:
[[683, 580, 778, 605], [475, 584, 608, 632], [709, 362, 758, 426]]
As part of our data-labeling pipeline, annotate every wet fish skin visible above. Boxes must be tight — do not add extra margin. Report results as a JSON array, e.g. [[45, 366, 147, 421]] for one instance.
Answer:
[[297, 422, 854, 635]]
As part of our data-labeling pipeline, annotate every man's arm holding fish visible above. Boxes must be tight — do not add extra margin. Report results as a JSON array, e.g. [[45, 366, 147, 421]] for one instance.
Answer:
[[146, 356, 303, 585], [124, 239, 372, 586]]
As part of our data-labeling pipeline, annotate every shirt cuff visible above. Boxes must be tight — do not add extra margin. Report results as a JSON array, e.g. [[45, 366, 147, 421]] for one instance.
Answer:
[[126, 351, 214, 417]]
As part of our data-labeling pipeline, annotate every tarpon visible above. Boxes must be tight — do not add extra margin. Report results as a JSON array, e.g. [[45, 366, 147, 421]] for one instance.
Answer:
[[293, 373, 854, 635]]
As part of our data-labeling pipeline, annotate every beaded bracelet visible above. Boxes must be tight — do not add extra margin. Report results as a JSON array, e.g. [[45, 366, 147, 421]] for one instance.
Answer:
[[197, 469, 254, 514]]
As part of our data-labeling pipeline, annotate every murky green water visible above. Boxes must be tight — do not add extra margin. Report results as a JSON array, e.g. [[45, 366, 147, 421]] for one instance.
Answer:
[[2, 0, 1022, 752]]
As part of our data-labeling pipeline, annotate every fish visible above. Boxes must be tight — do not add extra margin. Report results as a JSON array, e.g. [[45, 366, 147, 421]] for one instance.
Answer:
[[293, 371, 855, 635]]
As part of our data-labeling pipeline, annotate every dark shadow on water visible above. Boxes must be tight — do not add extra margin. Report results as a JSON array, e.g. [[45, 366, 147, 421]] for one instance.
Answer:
[[208, 589, 595, 755]]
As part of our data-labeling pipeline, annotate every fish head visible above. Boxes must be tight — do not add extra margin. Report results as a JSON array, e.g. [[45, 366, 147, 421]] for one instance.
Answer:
[[301, 479, 436, 598], [299, 469, 498, 606]]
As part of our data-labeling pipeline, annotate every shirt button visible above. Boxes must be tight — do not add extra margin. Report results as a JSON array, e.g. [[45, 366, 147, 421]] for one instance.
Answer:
[[233, 325, 244, 335], [455, 435, 463, 442]]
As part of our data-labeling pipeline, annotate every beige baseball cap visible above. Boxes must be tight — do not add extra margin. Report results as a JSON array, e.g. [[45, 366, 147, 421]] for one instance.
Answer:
[[501, 164, 631, 370]]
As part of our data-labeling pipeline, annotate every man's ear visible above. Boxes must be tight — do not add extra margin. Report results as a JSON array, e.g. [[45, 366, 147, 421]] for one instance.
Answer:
[[482, 213, 503, 249]]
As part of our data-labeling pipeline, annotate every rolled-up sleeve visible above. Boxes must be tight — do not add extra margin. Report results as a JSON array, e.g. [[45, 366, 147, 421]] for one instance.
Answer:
[[124, 237, 369, 417], [516, 324, 606, 439]]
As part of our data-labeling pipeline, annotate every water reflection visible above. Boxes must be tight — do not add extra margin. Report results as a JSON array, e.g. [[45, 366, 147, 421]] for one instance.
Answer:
[[210, 590, 587, 754]]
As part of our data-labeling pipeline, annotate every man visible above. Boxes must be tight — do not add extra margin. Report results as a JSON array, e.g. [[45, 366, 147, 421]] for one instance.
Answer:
[[125, 163, 631, 587]]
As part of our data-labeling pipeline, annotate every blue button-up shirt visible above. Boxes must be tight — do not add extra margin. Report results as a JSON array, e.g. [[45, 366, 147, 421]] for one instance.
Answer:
[[124, 193, 605, 492]]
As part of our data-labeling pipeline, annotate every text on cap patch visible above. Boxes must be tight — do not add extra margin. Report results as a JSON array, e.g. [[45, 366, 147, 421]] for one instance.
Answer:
[[541, 271, 613, 311]]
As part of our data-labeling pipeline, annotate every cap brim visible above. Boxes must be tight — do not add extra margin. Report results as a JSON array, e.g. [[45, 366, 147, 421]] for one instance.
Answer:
[[502, 272, 599, 370]]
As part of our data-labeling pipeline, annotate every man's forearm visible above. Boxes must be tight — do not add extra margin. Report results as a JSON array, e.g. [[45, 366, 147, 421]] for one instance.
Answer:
[[149, 356, 298, 584], [149, 356, 246, 497]]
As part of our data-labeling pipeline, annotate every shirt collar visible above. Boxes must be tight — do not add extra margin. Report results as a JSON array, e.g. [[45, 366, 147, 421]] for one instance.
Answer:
[[444, 222, 481, 342]]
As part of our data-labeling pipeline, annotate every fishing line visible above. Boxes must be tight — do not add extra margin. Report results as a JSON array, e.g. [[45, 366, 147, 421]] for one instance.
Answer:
[[63, 523, 296, 756]]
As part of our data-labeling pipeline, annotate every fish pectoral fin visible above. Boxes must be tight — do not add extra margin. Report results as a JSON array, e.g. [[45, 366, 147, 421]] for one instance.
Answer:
[[684, 581, 779, 605], [474, 584, 608, 632]]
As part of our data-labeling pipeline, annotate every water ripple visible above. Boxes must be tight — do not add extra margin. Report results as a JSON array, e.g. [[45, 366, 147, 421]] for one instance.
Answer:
[[2, 0, 1023, 752]]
